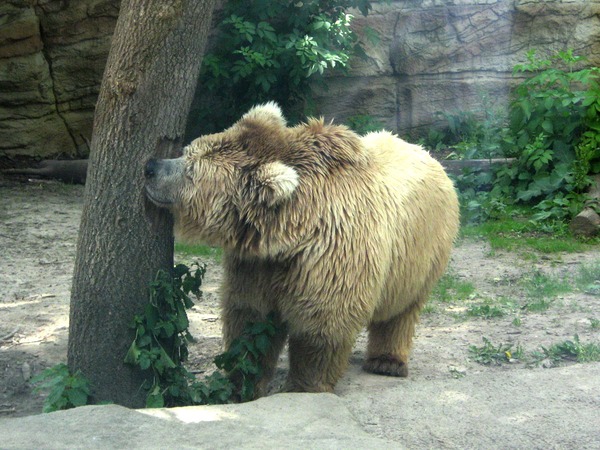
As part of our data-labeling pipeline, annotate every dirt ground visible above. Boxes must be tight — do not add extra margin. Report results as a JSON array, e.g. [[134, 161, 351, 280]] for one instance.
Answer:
[[1, 178, 599, 419]]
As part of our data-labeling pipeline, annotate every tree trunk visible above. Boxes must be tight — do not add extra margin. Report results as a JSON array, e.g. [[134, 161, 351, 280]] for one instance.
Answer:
[[68, 0, 216, 407]]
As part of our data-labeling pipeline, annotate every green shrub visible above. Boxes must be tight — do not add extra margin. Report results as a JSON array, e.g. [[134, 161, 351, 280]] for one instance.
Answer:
[[447, 49, 599, 229], [494, 49, 600, 223], [31, 364, 91, 413], [125, 263, 278, 407], [195, 0, 375, 133]]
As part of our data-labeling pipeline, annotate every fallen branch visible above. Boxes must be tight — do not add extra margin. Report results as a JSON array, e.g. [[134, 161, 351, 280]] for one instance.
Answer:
[[440, 158, 516, 175], [2, 159, 88, 184], [0, 326, 20, 342]]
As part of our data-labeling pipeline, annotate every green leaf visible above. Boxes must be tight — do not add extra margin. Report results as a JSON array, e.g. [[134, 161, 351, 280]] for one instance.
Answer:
[[146, 390, 165, 408], [45, 384, 66, 408], [241, 378, 255, 401], [254, 334, 271, 355], [124, 341, 141, 364], [66, 388, 89, 407], [175, 301, 190, 332]]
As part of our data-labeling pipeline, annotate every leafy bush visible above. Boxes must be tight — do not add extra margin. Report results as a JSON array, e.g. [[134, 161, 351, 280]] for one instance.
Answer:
[[195, 0, 375, 133], [125, 263, 278, 407], [31, 364, 91, 413], [125, 263, 205, 407], [495, 50, 600, 221], [447, 49, 599, 228]]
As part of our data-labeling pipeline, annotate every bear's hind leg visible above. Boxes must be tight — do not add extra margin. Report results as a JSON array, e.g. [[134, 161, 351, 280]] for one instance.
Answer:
[[284, 333, 355, 393], [222, 307, 287, 398], [363, 301, 423, 377]]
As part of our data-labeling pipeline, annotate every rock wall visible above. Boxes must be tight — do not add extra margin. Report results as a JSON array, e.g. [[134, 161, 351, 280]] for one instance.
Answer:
[[0, 0, 119, 159], [0, 0, 598, 159], [314, 0, 600, 136]]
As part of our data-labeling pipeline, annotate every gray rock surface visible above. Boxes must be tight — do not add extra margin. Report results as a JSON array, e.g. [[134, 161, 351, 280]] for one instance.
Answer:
[[316, 0, 600, 133], [2, 363, 599, 449]]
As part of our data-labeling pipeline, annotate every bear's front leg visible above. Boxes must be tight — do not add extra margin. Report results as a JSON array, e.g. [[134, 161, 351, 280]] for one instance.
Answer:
[[283, 333, 355, 393], [222, 306, 287, 399]]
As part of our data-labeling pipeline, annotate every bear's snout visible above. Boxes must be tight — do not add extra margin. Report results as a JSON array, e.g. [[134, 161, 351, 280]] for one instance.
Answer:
[[144, 157, 185, 208], [145, 159, 158, 179]]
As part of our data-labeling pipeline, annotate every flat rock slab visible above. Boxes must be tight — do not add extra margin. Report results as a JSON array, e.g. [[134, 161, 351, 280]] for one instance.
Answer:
[[0, 393, 393, 449], [2, 363, 600, 449]]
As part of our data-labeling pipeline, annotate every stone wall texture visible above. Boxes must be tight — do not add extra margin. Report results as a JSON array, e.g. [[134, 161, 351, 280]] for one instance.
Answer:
[[1, 0, 598, 158], [315, 0, 600, 136], [0, 0, 119, 159]]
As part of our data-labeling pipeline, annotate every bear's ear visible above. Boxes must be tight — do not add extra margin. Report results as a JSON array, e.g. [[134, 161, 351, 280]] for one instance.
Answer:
[[240, 102, 286, 129], [254, 161, 299, 207]]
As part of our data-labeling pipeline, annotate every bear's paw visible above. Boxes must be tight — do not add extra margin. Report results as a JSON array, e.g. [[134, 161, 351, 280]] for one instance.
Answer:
[[363, 354, 408, 377]]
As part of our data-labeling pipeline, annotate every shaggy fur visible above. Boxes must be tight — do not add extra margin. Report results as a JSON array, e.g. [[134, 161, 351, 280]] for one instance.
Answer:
[[145, 102, 460, 396]]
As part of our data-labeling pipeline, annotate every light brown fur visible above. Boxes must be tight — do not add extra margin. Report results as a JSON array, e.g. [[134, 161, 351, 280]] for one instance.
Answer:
[[144, 102, 460, 396]]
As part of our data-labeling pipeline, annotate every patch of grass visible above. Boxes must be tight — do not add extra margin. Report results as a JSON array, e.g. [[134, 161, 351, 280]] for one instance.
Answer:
[[466, 303, 506, 319], [422, 303, 436, 315], [576, 260, 600, 284], [431, 273, 475, 303], [589, 318, 600, 330], [532, 335, 600, 366], [469, 337, 514, 365], [460, 210, 596, 254], [520, 270, 572, 301], [175, 243, 222, 260], [522, 298, 553, 313], [524, 237, 585, 253], [575, 260, 600, 295]]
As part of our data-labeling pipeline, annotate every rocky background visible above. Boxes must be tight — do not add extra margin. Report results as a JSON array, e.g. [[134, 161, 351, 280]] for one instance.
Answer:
[[1, 0, 598, 160]]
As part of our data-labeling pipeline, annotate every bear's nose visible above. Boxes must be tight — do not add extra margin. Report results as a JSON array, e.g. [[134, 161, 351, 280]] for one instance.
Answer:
[[145, 159, 157, 179]]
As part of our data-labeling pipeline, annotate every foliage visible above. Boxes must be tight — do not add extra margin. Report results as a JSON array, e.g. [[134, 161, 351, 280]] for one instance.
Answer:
[[466, 303, 506, 319], [31, 364, 91, 413], [125, 263, 278, 407], [471, 336, 600, 368], [431, 272, 476, 303], [443, 50, 599, 230], [125, 263, 205, 407], [345, 114, 385, 134], [426, 92, 510, 159], [532, 335, 600, 366], [212, 314, 278, 402], [196, 0, 376, 132], [520, 270, 571, 302], [469, 337, 514, 365], [495, 50, 600, 221]]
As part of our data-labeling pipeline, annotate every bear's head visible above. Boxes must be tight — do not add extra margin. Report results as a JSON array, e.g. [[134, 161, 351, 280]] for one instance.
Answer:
[[145, 102, 301, 254]]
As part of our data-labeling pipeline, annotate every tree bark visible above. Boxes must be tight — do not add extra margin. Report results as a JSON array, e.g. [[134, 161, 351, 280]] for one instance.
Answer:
[[68, 0, 216, 407]]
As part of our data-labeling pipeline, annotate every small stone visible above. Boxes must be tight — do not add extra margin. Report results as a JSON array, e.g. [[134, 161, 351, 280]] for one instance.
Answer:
[[21, 362, 31, 382]]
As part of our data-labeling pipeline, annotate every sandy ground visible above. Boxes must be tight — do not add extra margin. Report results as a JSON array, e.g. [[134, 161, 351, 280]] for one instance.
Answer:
[[1, 178, 599, 425]]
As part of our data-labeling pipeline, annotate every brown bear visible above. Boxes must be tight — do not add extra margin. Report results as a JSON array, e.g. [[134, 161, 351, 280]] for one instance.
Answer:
[[145, 102, 459, 396]]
